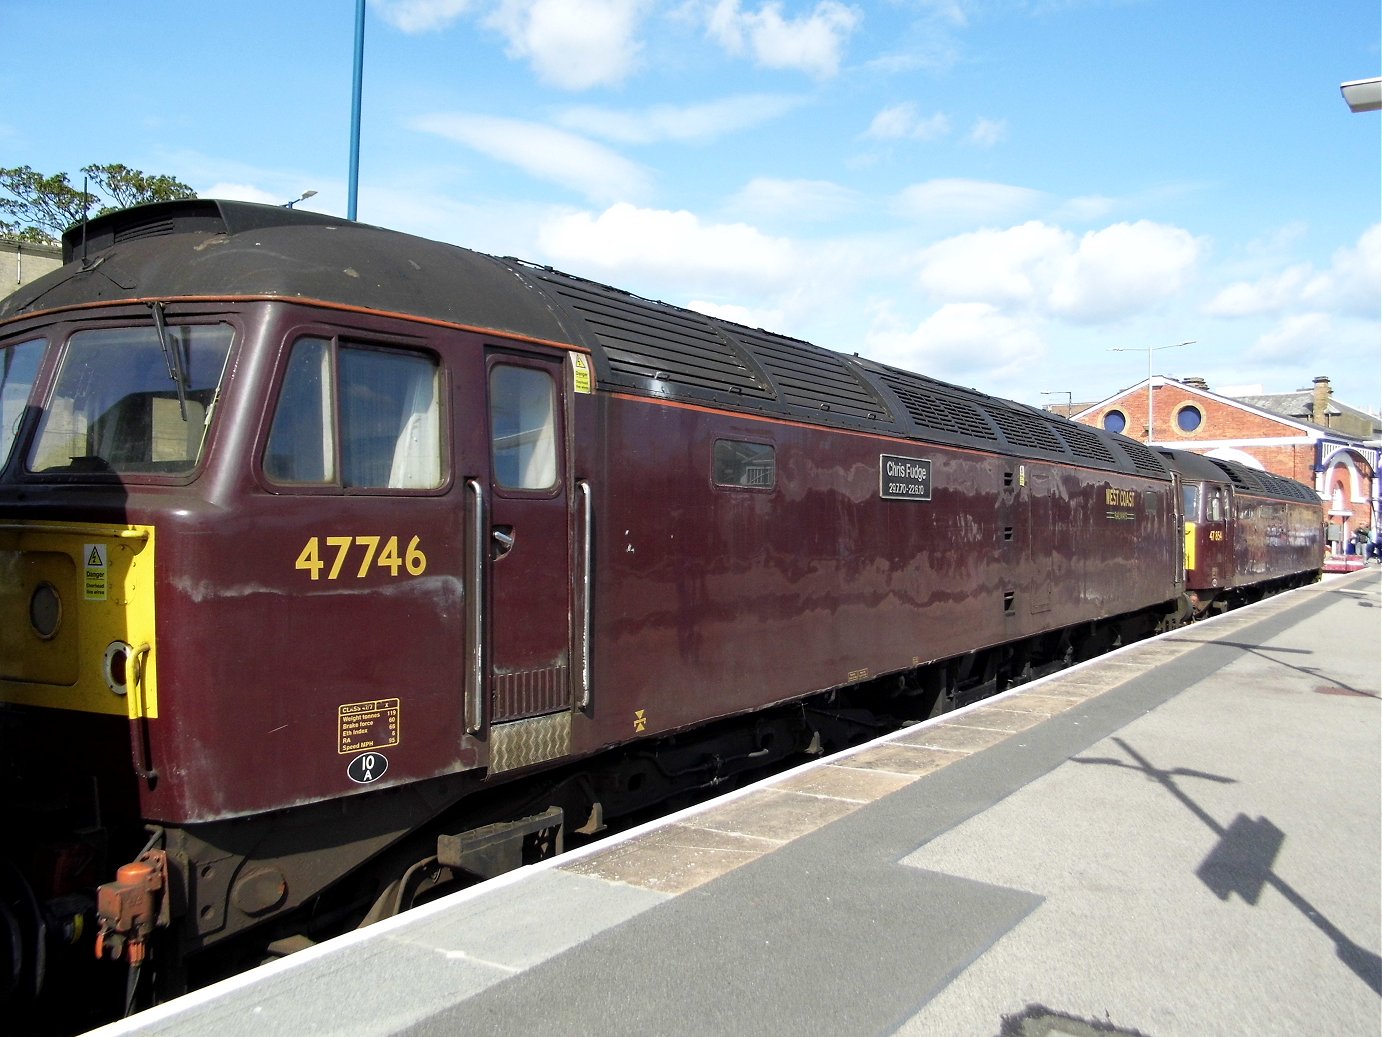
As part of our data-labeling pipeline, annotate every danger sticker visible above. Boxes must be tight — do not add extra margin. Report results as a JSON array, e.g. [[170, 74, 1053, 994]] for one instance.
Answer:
[[571, 353, 593, 394], [84, 543, 108, 601], [338, 698, 401, 755]]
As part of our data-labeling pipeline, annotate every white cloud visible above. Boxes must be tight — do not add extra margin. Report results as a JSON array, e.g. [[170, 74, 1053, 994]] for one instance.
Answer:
[[201, 182, 286, 206], [1205, 223, 1380, 320], [896, 179, 1043, 225], [865, 302, 1046, 384], [485, 0, 648, 89], [912, 219, 1202, 324], [372, 0, 475, 33], [725, 177, 858, 222], [1203, 266, 1311, 317], [686, 298, 787, 330], [966, 117, 1007, 148], [1048, 221, 1201, 323], [1053, 194, 1117, 223], [1246, 313, 1335, 363], [556, 94, 804, 144], [707, 0, 861, 78], [410, 113, 650, 203], [915, 222, 1069, 307], [864, 102, 950, 141], [535, 202, 797, 293]]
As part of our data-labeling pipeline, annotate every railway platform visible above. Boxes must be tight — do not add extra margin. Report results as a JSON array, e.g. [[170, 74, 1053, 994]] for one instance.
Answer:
[[92, 570, 1381, 1037]]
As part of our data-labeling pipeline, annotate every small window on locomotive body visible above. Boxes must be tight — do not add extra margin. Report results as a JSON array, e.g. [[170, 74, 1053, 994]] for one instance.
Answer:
[[265, 337, 335, 485], [1208, 488, 1225, 522], [1, 337, 45, 473], [28, 323, 233, 477], [490, 365, 557, 491], [1182, 484, 1200, 520], [713, 440, 776, 490], [264, 337, 444, 490]]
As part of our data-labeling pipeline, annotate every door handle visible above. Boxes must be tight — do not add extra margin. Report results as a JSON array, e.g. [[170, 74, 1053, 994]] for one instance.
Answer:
[[492, 526, 515, 557]]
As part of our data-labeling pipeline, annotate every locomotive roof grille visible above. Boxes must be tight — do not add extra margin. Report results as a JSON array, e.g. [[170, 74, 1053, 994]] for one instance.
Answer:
[[1049, 420, 1119, 465], [1206, 456, 1257, 490], [873, 370, 1001, 443], [535, 272, 776, 399], [980, 404, 1069, 456], [1114, 438, 1172, 476], [729, 328, 896, 423]]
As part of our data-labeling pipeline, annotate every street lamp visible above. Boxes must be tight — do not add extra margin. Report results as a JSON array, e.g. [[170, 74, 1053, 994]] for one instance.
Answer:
[[283, 190, 318, 209], [1109, 340, 1195, 443], [1040, 390, 1073, 414], [1341, 77, 1381, 113]]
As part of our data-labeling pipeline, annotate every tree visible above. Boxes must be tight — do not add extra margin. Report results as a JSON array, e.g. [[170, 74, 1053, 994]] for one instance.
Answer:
[[0, 164, 196, 244]]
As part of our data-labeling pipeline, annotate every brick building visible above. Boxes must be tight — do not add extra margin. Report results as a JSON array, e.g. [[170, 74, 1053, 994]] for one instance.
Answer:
[[2, 236, 62, 300], [1071, 374, 1379, 557]]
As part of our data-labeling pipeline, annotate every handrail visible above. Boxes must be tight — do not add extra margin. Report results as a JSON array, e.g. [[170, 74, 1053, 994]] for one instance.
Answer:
[[577, 480, 593, 710], [129, 643, 158, 785], [465, 479, 486, 734]]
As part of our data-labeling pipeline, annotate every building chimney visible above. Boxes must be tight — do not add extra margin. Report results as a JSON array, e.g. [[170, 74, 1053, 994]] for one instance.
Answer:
[[1184, 376, 1209, 390], [1312, 376, 1332, 427]]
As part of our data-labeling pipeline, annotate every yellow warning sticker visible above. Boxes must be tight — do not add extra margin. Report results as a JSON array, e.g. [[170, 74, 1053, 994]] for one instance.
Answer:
[[572, 353, 593, 394], [84, 543, 108, 601], [633, 708, 647, 733]]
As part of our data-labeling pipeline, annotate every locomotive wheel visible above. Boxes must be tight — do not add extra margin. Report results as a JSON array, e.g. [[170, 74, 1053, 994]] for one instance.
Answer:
[[0, 859, 46, 1008]]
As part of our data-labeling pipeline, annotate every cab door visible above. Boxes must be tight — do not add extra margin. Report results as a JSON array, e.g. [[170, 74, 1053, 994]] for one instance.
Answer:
[[477, 348, 576, 772]]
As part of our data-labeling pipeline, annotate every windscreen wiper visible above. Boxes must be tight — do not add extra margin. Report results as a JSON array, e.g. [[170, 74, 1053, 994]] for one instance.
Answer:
[[149, 301, 189, 421]]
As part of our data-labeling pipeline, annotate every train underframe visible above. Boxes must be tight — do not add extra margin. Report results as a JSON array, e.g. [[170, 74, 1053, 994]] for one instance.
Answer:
[[1187, 568, 1321, 618]]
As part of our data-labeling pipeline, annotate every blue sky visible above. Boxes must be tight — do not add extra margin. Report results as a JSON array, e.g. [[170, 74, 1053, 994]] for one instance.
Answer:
[[4, 0, 1378, 411]]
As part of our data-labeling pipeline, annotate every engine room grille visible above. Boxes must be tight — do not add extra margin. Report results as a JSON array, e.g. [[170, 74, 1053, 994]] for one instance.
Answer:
[[980, 404, 1068, 455], [1051, 420, 1119, 465], [875, 371, 999, 442], [1116, 438, 1170, 475], [729, 327, 893, 422], [536, 274, 775, 399]]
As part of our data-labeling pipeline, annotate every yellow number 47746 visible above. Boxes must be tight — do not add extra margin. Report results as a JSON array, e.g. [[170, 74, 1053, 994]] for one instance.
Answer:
[[295, 535, 428, 581]]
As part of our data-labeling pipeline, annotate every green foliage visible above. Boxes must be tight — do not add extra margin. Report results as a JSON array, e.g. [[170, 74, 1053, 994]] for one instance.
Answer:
[[0, 164, 196, 244]]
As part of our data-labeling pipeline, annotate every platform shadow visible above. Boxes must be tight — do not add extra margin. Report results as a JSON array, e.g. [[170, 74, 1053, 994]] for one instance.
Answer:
[[1072, 737, 1381, 996]]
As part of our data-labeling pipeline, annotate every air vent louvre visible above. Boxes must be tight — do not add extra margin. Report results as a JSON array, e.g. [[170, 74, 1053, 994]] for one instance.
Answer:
[[1116, 438, 1170, 475], [981, 405, 1067, 454], [876, 371, 998, 441], [731, 328, 892, 421], [539, 274, 773, 398]]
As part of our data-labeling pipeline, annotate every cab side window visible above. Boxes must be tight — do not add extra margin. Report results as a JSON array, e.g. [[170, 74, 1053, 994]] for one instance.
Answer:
[[489, 365, 557, 491], [265, 337, 443, 490], [1182, 485, 1200, 520]]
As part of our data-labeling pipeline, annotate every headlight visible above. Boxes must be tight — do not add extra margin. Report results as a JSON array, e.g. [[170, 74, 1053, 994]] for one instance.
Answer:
[[29, 582, 62, 639]]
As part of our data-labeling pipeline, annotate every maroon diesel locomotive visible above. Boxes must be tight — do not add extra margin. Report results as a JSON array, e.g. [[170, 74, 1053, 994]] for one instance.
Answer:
[[0, 201, 1321, 1020], [1162, 450, 1323, 613]]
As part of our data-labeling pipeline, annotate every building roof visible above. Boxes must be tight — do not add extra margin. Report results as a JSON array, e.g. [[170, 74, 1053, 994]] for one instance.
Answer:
[[1233, 389, 1382, 438]]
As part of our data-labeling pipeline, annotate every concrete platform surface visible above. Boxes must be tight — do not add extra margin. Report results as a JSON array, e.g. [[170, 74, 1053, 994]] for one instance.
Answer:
[[92, 571, 1381, 1037]]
